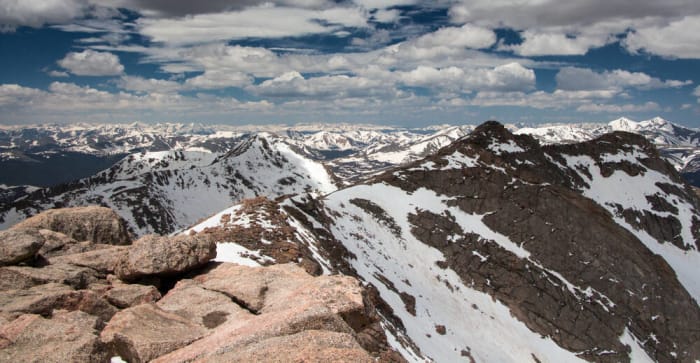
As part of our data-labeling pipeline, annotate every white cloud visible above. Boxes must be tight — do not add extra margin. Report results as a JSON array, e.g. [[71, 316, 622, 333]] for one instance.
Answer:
[[504, 31, 611, 56], [138, 5, 369, 45], [184, 71, 253, 89], [0, 84, 45, 105], [413, 24, 497, 50], [556, 67, 692, 91], [0, 0, 85, 31], [576, 101, 660, 113], [397, 62, 535, 92], [624, 16, 700, 59], [57, 50, 125, 76], [252, 71, 394, 99], [48, 70, 69, 78], [372, 9, 401, 23], [470, 89, 618, 109], [117, 76, 183, 93]]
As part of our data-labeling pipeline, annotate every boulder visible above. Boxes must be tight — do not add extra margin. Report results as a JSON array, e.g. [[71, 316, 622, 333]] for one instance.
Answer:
[[210, 330, 373, 363], [49, 246, 127, 274], [104, 282, 161, 309], [0, 229, 44, 266], [0, 283, 117, 323], [100, 303, 207, 363], [0, 310, 107, 363], [157, 280, 251, 329], [115, 234, 215, 281], [12, 206, 131, 245]]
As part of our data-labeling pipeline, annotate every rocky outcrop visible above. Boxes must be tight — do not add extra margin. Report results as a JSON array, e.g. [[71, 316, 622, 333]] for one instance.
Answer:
[[0, 206, 391, 363], [11, 206, 131, 245], [0, 310, 107, 363], [0, 229, 44, 266], [115, 234, 216, 281]]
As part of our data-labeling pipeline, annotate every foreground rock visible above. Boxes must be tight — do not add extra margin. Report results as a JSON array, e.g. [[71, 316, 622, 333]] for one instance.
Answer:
[[0, 310, 107, 363], [100, 303, 207, 363], [11, 206, 131, 245], [115, 234, 215, 281], [0, 229, 44, 266]]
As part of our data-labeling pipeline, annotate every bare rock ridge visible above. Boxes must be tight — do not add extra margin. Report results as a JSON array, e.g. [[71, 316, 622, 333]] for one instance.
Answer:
[[0, 207, 395, 362], [186, 121, 700, 362]]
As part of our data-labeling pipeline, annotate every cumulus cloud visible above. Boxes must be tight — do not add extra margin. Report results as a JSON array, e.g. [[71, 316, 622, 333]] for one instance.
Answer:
[[0, 84, 45, 105], [57, 50, 125, 76], [138, 5, 369, 44], [556, 67, 692, 91], [0, 0, 85, 31], [413, 24, 497, 50], [397, 63, 535, 92], [99, 0, 333, 17], [252, 71, 394, 99], [624, 16, 700, 59], [184, 71, 253, 89], [117, 76, 182, 93], [504, 31, 611, 56]]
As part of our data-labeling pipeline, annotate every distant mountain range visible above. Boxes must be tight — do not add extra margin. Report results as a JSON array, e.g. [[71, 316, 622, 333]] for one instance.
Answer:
[[1, 118, 699, 361]]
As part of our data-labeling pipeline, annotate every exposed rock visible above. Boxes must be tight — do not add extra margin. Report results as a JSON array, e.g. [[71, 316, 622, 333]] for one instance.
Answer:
[[0, 263, 102, 290], [207, 330, 374, 363], [100, 303, 207, 363], [0, 283, 117, 323], [157, 279, 250, 329], [153, 263, 368, 362], [0, 310, 106, 363], [115, 234, 215, 281], [104, 282, 161, 309], [49, 245, 127, 274], [0, 229, 44, 266], [36, 229, 78, 257], [12, 206, 131, 245]]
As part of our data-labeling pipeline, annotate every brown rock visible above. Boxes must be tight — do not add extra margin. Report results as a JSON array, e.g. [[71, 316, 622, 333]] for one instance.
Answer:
[[208, 330, 374, 363], [157, 280, 251, 329], [49, 245, 127, 274], [0, 310, 106, 363], [36, 229, 78, 257], [104, 282, 161, 309], [0, 229, 44, 266], [12, 206, 130, 245], [100, 303, 207, 363], [0, 283, 117, 323], [0, 263, 102, 291], [153, 303, 354, 362], [115, 234, 215, 281]]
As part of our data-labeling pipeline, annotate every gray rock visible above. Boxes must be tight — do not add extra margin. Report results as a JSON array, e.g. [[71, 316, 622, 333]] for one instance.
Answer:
[[0, 229, 44, 266], [115, 234, 215, 281]]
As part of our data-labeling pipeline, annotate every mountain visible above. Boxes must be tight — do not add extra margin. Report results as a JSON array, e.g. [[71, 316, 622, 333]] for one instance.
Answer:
[[183, 121, 700, 362], [0, 133, 336, 236]]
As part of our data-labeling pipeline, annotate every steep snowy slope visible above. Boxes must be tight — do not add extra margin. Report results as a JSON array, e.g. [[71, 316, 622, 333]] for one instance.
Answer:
[[183, 122, 700, 362], [0, 133, 336, 236]]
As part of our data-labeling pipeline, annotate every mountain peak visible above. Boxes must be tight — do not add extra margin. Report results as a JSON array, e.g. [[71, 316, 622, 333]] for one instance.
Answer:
[[608, 117, 639, 131]]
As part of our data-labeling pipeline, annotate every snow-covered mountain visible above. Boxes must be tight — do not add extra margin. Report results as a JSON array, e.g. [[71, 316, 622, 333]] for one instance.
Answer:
[[0, 133, 336, 236], [183, 121, 700, 362]]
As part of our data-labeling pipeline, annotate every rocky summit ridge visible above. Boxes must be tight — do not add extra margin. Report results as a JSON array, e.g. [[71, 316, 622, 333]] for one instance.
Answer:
[[0, 206, 400, 362], [1, 120, 699, 362]]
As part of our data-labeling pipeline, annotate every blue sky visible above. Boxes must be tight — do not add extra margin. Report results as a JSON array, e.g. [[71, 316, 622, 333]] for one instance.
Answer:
[[1, 0, 700, 127]]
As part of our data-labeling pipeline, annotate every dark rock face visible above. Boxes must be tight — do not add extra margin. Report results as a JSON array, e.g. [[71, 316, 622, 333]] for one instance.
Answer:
[[276, 121, 700, 362]]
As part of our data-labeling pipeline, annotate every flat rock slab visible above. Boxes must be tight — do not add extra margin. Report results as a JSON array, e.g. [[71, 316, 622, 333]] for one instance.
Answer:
[[115, 234, 215, 281], [104, 282, 161, 309], [100, 303, 207, 363], [0, 310, 107, 363], [50, 246, 127, 274], [0, 263, 102, 291]]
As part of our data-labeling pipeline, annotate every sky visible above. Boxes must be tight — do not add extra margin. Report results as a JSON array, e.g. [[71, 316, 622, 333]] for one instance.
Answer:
[[1, 0, 700, 127]]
